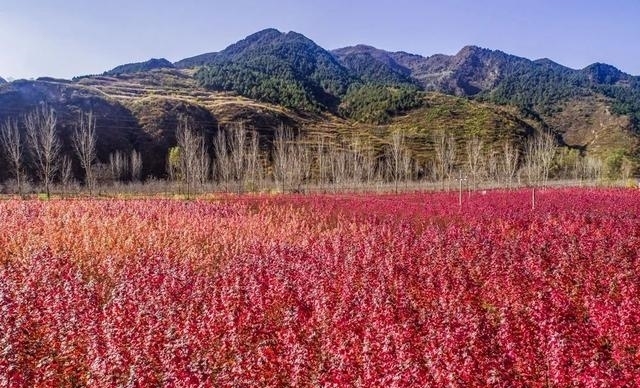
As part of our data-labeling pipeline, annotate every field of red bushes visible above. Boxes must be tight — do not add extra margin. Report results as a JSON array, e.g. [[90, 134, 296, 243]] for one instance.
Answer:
[[1, 189, 639, 386]]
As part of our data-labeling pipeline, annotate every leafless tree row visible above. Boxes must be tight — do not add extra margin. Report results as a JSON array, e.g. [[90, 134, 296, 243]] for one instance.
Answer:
[[0, 104, 145, 197], [0, 104, 623, 197]]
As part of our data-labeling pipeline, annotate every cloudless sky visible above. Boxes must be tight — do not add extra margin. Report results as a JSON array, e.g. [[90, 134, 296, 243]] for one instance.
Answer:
[[1, 0, 639, 80]]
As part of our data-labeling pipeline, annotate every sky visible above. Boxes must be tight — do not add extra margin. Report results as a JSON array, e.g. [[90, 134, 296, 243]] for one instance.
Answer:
[[0, 0, 639, 80]]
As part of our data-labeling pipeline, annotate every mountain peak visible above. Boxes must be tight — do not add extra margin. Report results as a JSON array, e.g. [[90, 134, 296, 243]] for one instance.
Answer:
[[190, 28, 352, 111], [582, 62, 627, 84], [534, 58, 563, 67], [334, 44, 381, 53], [174, 28, 320, 69], [457, 45, 490, 57], [240, 28, 284, 44]]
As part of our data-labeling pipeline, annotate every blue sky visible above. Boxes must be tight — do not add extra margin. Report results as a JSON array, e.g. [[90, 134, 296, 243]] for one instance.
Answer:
[[1, 0, 638, 79]]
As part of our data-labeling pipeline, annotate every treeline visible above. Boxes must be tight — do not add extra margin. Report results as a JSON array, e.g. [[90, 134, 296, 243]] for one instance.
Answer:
[[1, 104, 631, 197]]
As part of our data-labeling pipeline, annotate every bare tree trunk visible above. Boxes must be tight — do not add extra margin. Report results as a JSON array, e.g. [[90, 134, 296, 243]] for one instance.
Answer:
[[387, 130, 407, 193], [537, 133, 557, 186], [524, 132, 556, 188], [362, 145, 377, 186], [295, 140, 312, 192], [229, 123, 247, 193], [273, 125, 292, 193], [72, 111, 97, 195], [0, 118, 23, 195], [444, 134, 457, 191], [433, 130, 456, 191], [502, 140, 519, 189], [130, 150, 143, 182], [585, 156, 603, 184], [194, 137, 210, 190], [465, 136, 484, 190], [109, 150, 129, 183], [214, 127, 232, 191], [25, 104, 60, 199], [315, 135, 326, 189], [329, 147, 348, 193], [60, 155, 73, 197], [244, 131, 260, 191], [176, 117, 201, 198], [487, 151, 499, 186], [401, 149, 413, 191]]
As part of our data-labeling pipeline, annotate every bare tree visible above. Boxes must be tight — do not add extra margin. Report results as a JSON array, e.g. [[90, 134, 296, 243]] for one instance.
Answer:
[[273, 125, 292, 193], [524, 138, 542, 186], [229, 123, 247, 192], [362, 142, 378, 185], [0, 118, 23, 195], [502, 140, 520, 189], [524, 132, 556, 186], [582, 156, 603, 183], [433, 130, 457, 190], [314, 135, 327, 188], [291, 140, 312, 192], [272, 126, 314, 193], [109, 150, 129, 182], [387, 130, 408, 193], [445, 135, 457, 189], [214, 127, 232, 191], [25, 104, 60, 199], [194, 137, 210, 188], [130, 150, 143, 182], [538, 133, 557, 185], [465, 136, 484, 190], [72, 111, 97, 194], [273, 126, 301, 192], [60, 155, 74, 196], [175, 117, 202, 198], [348, 137, 362, 184], [245, 131, 262, 191], [401, 149, 413, 189], [330, 148, 348, 191], [487, 151, 500, 184]]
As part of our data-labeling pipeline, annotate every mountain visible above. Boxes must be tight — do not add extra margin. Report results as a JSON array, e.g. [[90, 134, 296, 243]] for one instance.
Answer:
[[332, 43, 640, 139], [0, 28, 639, 183], [104, 58, 175, 76], [185, 29, 353, 112], [0, 76, 6, 84]]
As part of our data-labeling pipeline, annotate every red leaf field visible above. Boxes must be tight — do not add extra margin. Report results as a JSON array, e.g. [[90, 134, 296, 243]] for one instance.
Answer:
[[1, 189, 639, 386]]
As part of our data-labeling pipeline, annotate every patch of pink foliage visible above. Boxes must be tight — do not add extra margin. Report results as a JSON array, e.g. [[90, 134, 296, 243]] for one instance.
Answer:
[[0, 189, 639, 386]]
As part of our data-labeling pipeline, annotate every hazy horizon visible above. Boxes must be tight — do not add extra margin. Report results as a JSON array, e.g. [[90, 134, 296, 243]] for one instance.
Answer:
[[1, 0, 639, 80]]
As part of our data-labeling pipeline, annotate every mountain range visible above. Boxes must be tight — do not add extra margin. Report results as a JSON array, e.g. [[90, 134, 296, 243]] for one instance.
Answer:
[[0, 28, 638, 180]]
